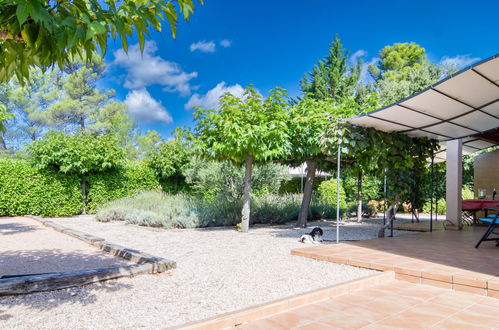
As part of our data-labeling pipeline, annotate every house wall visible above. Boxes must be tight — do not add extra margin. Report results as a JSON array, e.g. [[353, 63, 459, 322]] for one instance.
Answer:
[[474, 149, 499, 200]]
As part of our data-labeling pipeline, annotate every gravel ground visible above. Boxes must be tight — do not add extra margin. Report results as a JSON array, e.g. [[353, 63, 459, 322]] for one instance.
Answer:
[[0, 217, 411, 329], [0, 217, 130, 276]]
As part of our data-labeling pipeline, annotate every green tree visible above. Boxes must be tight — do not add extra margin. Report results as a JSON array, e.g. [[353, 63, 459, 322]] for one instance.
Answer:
[[287, 98, 352, 227], [137, 129, 162, 156], [0, 0, 202, 82], [90, 100, 137, 145], [193, 86, 290, 232], [46, 56, 110, 131], [29, 130, 125, 212], [146, 139, 190, 193], [292, 36, 369, 227], [5, 69, 61, 144], [301, 35, 362, 101], [3, 59, 136, 150], [369, 42, 446, 105], [0, 86, 13, 150]]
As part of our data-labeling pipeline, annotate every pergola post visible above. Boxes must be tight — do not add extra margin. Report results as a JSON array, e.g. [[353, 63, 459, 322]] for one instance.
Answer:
[[445, 139, 463, 229]]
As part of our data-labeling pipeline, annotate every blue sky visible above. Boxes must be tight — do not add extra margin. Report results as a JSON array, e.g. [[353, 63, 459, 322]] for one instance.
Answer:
[[101, 0, 499, 139]]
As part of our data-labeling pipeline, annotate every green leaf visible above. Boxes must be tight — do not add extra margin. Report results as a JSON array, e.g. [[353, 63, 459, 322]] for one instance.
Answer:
[[16, 1, 30, 25], [86, 21, 106, 40]]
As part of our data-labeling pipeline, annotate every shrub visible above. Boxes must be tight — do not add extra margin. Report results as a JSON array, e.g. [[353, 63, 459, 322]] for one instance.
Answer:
[[422, 187, 473, 215], [422, 198, 446, 215], [96, 191, 210, 228], [317, 179, 347, 209], [367, 199, 380, 215], [86, 161, 161, 213], [0, 159, 82, 216], [343, 175, 383, 202], [252, 194, 301, 224], [96, 191, 344, 228], [278, 176, 328, 194], [184, 159, 289, 201]]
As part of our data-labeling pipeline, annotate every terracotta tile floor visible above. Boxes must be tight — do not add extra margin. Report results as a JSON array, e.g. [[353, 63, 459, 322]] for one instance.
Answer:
[[236, 280, 499, 329], [292, 227, 499, 296]]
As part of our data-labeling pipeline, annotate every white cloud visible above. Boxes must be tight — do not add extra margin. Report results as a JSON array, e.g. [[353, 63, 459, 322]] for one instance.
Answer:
[[185, 82, 245, 110], [113, 41, 197, 96], [350, 49, 367, 64], [440, 54, 480, 69], [190, 40, 216, 53], [220, 39, 232, 48], [125, 88, 172, 123]]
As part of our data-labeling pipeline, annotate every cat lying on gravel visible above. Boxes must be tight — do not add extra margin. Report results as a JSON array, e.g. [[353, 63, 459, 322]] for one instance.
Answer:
[[298, 227, 323, 244]]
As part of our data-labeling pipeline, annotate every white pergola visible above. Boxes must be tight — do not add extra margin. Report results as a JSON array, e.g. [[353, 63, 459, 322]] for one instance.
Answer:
[[347, 54, 499, 229]]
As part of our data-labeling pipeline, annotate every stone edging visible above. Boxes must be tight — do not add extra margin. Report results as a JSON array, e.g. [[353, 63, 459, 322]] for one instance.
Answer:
[[27, 215, 176, 273], [172, 271, 394, 330], [0, 216, 177, 296], [0, 264, 151, 296]]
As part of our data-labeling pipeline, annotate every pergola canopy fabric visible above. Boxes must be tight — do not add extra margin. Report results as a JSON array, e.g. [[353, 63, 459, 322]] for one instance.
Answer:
[[347, 54, 499, 162]]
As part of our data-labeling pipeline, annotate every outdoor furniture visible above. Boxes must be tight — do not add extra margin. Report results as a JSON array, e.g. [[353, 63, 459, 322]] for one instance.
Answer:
[[475, 207, 499, 248], [462, 199, 499, 223]]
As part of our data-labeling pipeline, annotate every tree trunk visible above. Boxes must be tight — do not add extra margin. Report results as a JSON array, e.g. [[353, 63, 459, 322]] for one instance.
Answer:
[[241, 154, 253, 233], [357, 171, 363, 222], [295, 160, 317, 228], [0, 133, 6, 150], [378, 196, 399, 238], [81, 179, 87, 215]]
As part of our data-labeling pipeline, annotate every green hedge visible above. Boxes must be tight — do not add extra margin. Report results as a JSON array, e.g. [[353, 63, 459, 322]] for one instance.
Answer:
[[0, 159, 161, 216], [85, 161, 161, 213], [0, 159, 82, 216]]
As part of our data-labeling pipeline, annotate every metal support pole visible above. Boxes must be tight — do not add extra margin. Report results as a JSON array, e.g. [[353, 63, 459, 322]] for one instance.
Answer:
[[387, 168, 393, 238], [336, 142, 341, 244], [383, 169, 387, 226], [430, 151, 435, 232]]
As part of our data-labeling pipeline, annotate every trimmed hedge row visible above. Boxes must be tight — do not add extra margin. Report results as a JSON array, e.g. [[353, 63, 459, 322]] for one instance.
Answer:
[[0, 159, 161, 217], [86, 161, 161, 213], [0, 159, 83, 216]]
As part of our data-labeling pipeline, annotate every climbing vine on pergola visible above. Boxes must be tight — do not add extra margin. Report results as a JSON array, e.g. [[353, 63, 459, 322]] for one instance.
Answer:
[[321, 121, 439, 236]]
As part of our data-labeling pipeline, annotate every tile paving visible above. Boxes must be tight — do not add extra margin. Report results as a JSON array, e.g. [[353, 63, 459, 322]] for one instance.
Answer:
[[292, 227, 499, 297], [237, 280, 499, 329], [181, 228, 499, 329]]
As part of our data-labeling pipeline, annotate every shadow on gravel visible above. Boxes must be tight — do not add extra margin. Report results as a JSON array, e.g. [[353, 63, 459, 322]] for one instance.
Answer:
[[0, 279, 132, 321], [0, 249, 129, 277], [0, 222, 38, 236]]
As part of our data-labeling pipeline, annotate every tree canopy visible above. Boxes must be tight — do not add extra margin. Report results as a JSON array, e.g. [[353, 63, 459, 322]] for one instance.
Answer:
[[0, 0, 202, 82], [193, 86, 291, 164], [29, 130, 124, 175], [301, 35, 362, 101], [1, 56, 137, 152], [369, 42, 449, 105]]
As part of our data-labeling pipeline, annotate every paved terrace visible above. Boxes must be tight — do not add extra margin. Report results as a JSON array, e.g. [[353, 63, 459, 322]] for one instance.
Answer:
[[292, 227, 499, 297], [236, 280, 499, 329]]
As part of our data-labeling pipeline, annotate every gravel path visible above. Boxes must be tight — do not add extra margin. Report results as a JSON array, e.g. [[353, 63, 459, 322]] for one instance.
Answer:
[[0, 217, 130, 276], [0, 217, 410, 329]]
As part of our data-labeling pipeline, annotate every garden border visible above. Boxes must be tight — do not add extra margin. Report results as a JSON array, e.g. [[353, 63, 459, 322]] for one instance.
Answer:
[[0, 216, 176, 296]]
